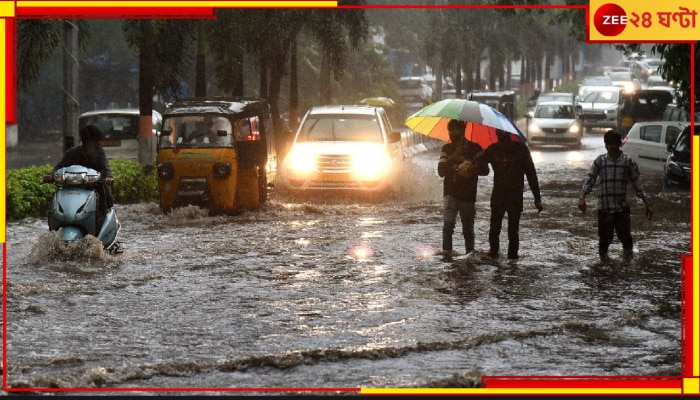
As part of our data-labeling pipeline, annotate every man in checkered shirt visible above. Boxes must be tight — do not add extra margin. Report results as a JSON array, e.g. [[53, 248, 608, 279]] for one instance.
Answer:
[[578, 130, 653, 262]]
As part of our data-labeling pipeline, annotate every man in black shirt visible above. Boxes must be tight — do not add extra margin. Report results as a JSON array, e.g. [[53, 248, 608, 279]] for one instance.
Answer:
[[44, 124, 115, 218], [478, 129, 543, 259]]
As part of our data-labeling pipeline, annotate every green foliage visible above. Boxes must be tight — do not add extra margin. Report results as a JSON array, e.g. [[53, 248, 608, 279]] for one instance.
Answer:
[[5, 160, 159, 221], [6, 165, 55, 220], [109, 160, 159, 204]]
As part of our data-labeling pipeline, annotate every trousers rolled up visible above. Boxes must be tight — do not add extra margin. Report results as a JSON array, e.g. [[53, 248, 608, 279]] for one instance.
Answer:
[[443, 195, 476, 253]]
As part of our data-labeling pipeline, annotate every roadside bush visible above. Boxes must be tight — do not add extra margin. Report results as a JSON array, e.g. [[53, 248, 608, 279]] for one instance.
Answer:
[[6, 165, 55, 220], [110, 160, 159, 204], [5, 160, 159, 221]]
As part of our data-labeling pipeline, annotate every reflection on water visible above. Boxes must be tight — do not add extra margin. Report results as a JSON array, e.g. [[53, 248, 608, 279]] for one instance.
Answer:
[[4, 146, 688, 391]]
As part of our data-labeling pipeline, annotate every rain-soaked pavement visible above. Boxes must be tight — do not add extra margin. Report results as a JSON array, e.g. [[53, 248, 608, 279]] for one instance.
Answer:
[[3, 132, 689, 393]]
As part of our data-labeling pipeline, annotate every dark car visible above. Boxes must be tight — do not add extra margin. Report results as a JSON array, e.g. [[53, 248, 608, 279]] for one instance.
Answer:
[[467, 90, 516, 122], [664, 125, 692, 189], [617, 88, 675, 137]]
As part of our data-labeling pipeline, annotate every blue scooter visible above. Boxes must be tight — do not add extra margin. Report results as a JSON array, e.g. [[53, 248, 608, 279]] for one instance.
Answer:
[[44, 165, 122, 254]]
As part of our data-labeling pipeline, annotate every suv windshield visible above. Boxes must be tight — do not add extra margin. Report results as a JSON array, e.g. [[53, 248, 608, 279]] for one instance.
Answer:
[[296, 114, 383, 143]]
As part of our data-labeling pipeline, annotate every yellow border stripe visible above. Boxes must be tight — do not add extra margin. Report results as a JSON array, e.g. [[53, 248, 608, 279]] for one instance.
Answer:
[[17, 1, 338, 7], [0, 18, 5, 243], [693, 134, 699, 378], [361, 388, 683, 395]]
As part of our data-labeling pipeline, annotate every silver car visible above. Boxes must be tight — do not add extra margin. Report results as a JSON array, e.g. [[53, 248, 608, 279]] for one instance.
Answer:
[[525, 101, 582, 149], [279, 105, 403, 193], [578, 86, 622, 132]]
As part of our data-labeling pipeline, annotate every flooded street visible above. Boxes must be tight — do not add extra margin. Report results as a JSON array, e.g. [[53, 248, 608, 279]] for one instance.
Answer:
[[4, 132, 689, 392]]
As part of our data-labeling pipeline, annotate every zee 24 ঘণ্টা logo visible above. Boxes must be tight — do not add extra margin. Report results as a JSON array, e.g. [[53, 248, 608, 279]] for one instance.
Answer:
[[592, 2, 697, 38]]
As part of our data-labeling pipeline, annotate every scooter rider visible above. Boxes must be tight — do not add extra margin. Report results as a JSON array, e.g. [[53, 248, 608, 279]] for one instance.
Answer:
[[44, 124, 115, 220]]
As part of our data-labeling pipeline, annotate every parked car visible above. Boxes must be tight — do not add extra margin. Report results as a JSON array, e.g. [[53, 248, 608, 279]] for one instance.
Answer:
[[578, 86, 622, 132], [578, 75, 613, 99], [664, 124, 692, 189], [78, 108, 162, 163], [621, 121, 689, 173], [525, 101, 582, 149], [396, 76, 433, 105], [279, 104, 403, 194], [617, 88, 676, 136]]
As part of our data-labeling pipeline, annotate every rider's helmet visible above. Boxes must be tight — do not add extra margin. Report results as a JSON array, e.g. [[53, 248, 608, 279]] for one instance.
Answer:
[[79, 124, 103, 144]]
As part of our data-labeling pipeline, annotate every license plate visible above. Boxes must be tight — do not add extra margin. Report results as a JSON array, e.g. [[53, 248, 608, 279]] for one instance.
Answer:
[[317, 172, 348, 181]]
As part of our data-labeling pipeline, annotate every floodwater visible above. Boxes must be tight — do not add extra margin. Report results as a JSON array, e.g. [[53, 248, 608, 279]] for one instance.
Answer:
[[3, 133, 689, 394]]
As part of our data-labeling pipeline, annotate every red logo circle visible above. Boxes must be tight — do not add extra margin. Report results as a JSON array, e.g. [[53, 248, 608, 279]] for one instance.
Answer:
[[594, 3, 627, 36]]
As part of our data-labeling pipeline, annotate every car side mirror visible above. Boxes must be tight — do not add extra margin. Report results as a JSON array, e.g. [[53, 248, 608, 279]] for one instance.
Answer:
[[525, 111, 534, 119], [667, 143, 674, 152]]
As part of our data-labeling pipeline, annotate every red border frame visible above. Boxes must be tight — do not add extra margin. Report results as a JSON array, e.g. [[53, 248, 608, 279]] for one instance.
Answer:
[[2, 1, 696, 396]]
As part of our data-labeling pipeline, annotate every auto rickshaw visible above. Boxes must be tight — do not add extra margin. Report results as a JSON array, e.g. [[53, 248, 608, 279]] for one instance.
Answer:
[[156, 97, 276, 214]]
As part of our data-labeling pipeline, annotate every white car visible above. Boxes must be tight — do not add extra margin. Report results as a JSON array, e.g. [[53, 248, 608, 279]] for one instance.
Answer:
[[525, 101, 582, 149], [396, 76, 433, 105], [621, 121, 689, 173], [606, 71, 642, 93], [578, 75, 613, 99], [79, 108, 163, 163], [578, 86, 622, 131], [279, 105, 403, 193]]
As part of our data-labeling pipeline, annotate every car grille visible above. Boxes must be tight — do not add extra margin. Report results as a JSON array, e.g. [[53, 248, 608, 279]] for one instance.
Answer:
[[541, 127, 569, 134], [317, 154, 353, 171]]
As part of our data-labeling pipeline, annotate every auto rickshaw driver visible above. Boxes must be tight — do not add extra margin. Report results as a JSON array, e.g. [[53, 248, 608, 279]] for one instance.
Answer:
[[187, 115, 217, 143]]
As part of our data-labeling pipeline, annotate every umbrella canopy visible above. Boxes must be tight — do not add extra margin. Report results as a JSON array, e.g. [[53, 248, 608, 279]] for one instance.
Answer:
[[405, 98, 526, 149], [359, 97, 396, 108]]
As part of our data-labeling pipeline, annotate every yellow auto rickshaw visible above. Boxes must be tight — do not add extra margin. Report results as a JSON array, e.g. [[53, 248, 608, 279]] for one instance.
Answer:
[[156, 97, 276, 214]]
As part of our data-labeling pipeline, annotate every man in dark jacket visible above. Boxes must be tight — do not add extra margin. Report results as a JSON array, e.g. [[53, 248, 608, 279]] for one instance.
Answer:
[[437, 119, 489, 261], [44, 124, 115, 217], [479, 129, 543, 259]]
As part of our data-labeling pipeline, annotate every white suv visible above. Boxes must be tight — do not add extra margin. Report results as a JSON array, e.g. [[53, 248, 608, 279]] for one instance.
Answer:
[[280, 105, 403, 193]]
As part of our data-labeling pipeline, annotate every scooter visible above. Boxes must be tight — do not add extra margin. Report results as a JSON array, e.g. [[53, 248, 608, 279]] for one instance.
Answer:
[[44, 165, 122, 254]]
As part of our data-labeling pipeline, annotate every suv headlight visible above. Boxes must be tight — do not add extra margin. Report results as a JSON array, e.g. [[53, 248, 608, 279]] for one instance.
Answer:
[[352, 148, 391, 179], [286, 147, 317, 172]]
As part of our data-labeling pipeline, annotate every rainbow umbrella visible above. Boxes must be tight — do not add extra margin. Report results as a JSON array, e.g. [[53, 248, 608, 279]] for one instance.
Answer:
[[405, 98, 526, 149]]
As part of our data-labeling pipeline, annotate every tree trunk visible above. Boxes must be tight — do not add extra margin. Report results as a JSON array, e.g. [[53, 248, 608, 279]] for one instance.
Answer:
[[194, 23, 206, 97], [288, 37, 299, 132], [319, 50, 331, 104], [138, 20, 155, 168], [62, 20, 80, 152]]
